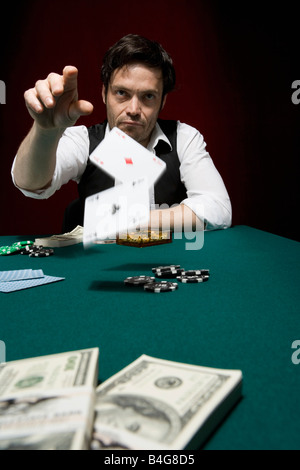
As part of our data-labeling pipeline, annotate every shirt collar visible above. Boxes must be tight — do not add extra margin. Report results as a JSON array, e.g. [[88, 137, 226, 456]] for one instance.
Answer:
[[105, 121, 172, 152], [147, 122, 173, 152]]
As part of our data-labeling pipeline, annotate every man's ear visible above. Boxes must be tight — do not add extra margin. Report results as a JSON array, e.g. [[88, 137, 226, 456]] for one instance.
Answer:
[[102, 85, 106, 104]]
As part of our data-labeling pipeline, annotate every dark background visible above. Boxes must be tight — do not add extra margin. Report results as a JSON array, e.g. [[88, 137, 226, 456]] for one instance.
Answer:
[[1, 0, 299, 241]]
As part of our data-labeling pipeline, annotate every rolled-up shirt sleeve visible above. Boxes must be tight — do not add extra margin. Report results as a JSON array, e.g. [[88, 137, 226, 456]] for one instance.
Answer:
[[177, 122, 232, 230], [11, 125, 90, 199]]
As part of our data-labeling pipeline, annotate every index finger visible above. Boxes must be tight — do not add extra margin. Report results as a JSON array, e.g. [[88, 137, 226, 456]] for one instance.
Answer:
[[46, 66, 77, 98], [44, 66, 78, 107], [61, 65, 79, 93]]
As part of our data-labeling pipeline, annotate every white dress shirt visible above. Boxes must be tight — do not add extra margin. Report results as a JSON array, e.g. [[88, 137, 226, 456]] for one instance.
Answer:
[[11, 121, 232, 230]]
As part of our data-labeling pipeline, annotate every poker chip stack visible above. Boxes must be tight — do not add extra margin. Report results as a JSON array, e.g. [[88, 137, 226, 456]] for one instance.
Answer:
[[176, 269, 210, 283], [153, 265, 209, 283], [144, 281, 178, 293], [0, 240, 34, 256], [21, 245, 54, 258], [124, 275, 178, 293], [124, 265, 210, 293], [152, 265, 183, 278], [0, 241, 54, 258], [124, 275, 156, 286]]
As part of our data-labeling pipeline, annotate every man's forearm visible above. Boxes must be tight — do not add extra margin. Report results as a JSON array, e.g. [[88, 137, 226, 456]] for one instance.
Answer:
[[13, 123, 64, 191], [148, 204, 204, 232]]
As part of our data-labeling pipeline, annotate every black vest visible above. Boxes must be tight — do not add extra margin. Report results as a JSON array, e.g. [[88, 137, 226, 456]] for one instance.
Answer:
[[62, 119, 187, 232]]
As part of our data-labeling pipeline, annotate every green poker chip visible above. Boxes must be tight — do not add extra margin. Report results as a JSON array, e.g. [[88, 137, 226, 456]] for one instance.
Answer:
[[0, 241, 34, 255], [12, 241, 34, 247], [0, 245, 19, 255]]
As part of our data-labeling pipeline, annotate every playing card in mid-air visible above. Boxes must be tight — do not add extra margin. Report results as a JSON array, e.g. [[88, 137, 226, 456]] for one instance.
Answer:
[[89, 127, 166, 186], [83, 178, 150, 246]]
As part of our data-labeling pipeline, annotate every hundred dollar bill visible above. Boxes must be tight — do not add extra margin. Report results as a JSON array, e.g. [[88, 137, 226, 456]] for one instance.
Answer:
[[34, 225, 83, 247], [91, 355, 242, 450], [0, 348, 99, 450]]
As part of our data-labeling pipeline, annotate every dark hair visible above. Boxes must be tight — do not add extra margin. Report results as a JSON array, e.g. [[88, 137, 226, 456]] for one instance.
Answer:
[[101, 34, 176, 98]]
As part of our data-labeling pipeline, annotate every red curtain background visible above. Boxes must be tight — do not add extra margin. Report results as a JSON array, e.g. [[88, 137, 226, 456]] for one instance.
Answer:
[[1, 0, 299, 240]]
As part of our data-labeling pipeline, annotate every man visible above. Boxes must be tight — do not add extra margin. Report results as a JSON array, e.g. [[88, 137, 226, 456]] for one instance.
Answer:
[[12, 34, 231, 233]]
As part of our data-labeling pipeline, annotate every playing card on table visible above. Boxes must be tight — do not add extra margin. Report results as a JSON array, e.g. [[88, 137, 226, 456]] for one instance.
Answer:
[[89, 127, 166, 186], [0, 269, 44, 282], [83, 177, 150, 247], [0, 270, 65, 293]]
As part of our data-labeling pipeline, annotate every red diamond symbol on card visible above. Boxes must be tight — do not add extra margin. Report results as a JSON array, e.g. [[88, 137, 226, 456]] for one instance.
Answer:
[[125, 157, 133, 165]]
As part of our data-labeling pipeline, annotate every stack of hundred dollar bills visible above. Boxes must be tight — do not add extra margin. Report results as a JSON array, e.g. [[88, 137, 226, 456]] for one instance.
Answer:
[[34, 225, 83, 248], [91, 355, 242, 450], [0, 348, 99, 450], [0, 351, 242, 450]]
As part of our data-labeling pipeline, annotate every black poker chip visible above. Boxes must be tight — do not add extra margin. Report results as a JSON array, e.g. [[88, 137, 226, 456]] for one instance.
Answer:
[[181, 269, 210, 276], [124, 275, 155, 286], [19, 245, 54, 257], [177, 274, 210, 283], [28, 248, 54, 257], [155, 268, 184, 278], [144, 281, 178, 293], [20, 245, 43, 255], [152, 265, 181, 273]]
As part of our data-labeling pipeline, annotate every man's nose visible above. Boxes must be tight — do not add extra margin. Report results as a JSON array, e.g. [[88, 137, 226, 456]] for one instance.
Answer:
[[126, 96, 141, 115]]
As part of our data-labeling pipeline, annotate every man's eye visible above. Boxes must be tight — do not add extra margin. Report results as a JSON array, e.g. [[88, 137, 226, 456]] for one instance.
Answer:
[[145, 93, 155, 100], [116, 90, 126, 97]]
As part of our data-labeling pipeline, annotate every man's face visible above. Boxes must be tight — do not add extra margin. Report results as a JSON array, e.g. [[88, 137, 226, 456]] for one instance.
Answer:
[[102, 63, 166, 147]]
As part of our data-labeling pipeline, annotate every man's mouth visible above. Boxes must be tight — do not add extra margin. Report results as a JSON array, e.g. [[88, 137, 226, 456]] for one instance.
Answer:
[[121, 120, 143, 127]]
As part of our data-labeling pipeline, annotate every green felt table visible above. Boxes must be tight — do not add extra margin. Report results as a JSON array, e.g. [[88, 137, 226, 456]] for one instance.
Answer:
[[1, 225, 299, 450]]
